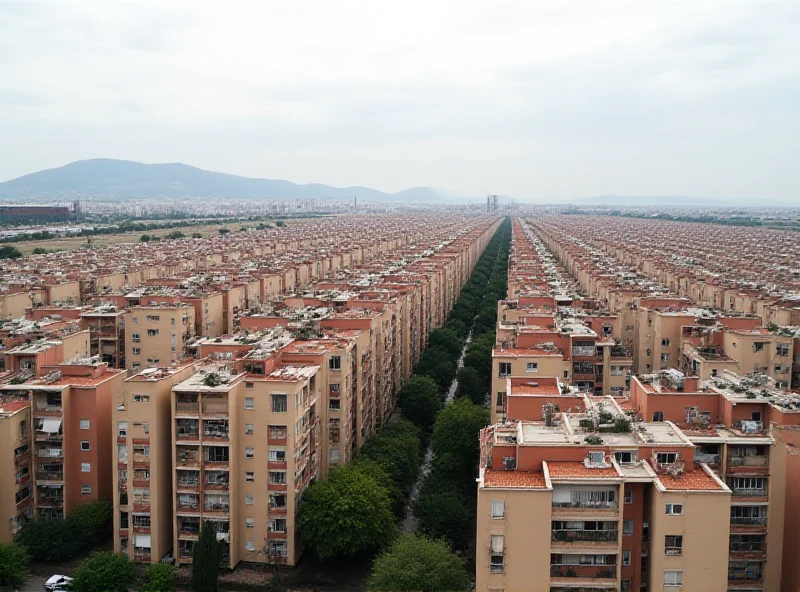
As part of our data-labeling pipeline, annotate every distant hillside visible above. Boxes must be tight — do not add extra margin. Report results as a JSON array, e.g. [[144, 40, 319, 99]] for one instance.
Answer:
[[0, 159, 445, 202]]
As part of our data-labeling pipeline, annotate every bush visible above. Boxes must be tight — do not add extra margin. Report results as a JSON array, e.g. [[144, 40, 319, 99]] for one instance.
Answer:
[[0, 245, 23, 259], [140, 234, 152, 242], [192, 232, 203, 238], [144, 562, 176, 592], [15, 519, 84, 562], [73, 551, 135, 592], [0, 543, 29, 588], [70, 500, 112, 543]]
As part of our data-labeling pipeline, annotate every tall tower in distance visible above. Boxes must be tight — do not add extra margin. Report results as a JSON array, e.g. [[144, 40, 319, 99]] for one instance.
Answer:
[[486, 194, 498, 214]]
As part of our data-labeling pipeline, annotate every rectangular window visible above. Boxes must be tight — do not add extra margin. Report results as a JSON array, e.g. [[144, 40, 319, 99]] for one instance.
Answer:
[[329, 355, 341, 370], [269, 449, 286, 463], [245, 540, 255, 551], [133, 395, 150, 403], [526, 362, 538, 372], [622, 550, 631, 566], [269, 518, 287, 533], [81, 484, 91, 494], [271, 394, 287, 413], [665, 535, 683, 555], [244, 397, 254, 409], [661, 338, 671, 346], [80, 419, 90, 430], [245, 517, 254, 528], [269, 493, 287, 509], [490, 534, 504, 573], [245, 424, 254, 435], [656, 452, 678, 465], [245, 472, 254, 482], [623, 520, 634, 535], [81, 463, 91, 473], [329, 448, 341, 463], [132, 333, 140, 342], [491, 499, 505, 519], [496, 391, 505, 407], [665, 503, 683, 515], [615, 450, 637, 465], [80, 441, 91, 451], [624, 489, 633, 504], [245, 448, 254, 459], [498, 362, 512, 377], [269, 471, 286, 485], [132, 348, 141, 355], [146, 315, 160, 322], [245, 494, 254, 505], [652, 411, 664, 422], [776, 344, 789, 356], [329, 399, 341, 411], [147, 329, 159, 337], [245, 382, 254, 390], [664, 570, 683, 587], [268, 425, 287, 440], [753, 342, 765, 352]]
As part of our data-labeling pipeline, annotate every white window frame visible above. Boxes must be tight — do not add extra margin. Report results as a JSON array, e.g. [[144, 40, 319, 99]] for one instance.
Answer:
[[665, 503, 683, 515], [526, 362, 538, 373], [491, 499, 505, 519], [80, 419, 90, 430], [664, 570, 683, 587], [81, 462, 91, 472], [80, 440, 91, 451]]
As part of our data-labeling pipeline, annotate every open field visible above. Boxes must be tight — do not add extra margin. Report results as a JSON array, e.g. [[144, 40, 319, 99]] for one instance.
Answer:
[[14, 220, 285, 256]]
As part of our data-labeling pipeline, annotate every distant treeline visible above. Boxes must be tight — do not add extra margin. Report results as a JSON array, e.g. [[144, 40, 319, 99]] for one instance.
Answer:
[[602, 210, 800, 231]]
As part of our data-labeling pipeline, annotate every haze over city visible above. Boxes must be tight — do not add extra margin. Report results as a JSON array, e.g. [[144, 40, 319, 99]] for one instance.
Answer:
[[2, 0, 799, 202]]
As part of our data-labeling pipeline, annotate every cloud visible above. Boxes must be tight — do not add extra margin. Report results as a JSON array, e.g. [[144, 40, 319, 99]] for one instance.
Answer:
[[0, 0, 798, 200]]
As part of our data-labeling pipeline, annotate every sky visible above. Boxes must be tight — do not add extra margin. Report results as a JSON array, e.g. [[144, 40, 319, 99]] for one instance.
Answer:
[[1, 0, 799, 202]]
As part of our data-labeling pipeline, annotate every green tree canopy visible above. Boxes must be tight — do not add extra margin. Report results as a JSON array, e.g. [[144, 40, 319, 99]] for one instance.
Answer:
[[70, 500, 112, 543], [192, 521, 221, 592], [298, 465, 396, 559], [427, 328, 463, 359], [144, 562, 176, 592], [352, 457, 405, 517], [397, 375, 444, 435], [0, 245, 22, 259], [140, 234, 151, 242], [414, 483, 473, 551], [359, 422, 421, 489], [192, 232, 203, 238], [431, 399, 490, 488], [368, 533, 470, 592], [414, 347, 457, 393], [73, 551, 135, 592], [0, 542, 29, 588], [454, 366, 485, 406], [15, 518, 84, 562]]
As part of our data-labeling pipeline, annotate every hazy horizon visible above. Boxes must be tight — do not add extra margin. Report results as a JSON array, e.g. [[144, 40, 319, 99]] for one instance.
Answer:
[[1, 1, 798, 202]]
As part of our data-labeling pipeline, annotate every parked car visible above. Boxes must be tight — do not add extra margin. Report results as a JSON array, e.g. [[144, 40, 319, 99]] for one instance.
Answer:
[[44, 575, 73, 591]]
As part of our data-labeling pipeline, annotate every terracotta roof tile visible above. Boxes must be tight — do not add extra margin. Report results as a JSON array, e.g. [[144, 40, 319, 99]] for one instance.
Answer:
[[546, 461, 621, 479], [484, 470, 547, 489], [658, 469, 725, 492]]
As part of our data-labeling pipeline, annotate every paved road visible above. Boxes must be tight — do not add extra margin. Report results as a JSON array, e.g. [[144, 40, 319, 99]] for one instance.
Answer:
[[20, 575, 46, 592]]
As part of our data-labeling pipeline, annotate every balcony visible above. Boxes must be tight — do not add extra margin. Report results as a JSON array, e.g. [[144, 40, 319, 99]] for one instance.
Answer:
[[730, 540, 765, 556], [551, 530, 618, 544], [572, 346, 597, 358], [36, 469, 64, 482], [201, 396, 228, 417], [553, 501, 618, 511], [133, 552, 152, 562], [177, 494, 200, 512], [694, 453, 720, 464], [730, 516, 767, 527], [728, 568, 763, 584], [550, 565, 617, 579], [727, 456, 769, 474], [730, 487, 767, 498], [176, 400, 200, 415]]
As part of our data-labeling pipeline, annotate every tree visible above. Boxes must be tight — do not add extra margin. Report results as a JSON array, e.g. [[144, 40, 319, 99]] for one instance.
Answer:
[[32, 247, 48, 255], [431, 399, 490, 490], [0, 245, 22, 259], [275, 220, 285, 227], [426, 328, 463, 359], [143, 562, 176, 592], [414, 347, 457, 393], [165, 230, 185, 239], [218, 228, 230, 235], [70, 500, 112, 544], [368, 533, 470, 592], [140, 234, 152, 242], [192, 232, 203, 238], [298, 466, 395, 559], [414, 483, 472, 550], [192, 521, 221, 592], [15, 519, 84, 561], [397, 375, 443, 434], [0, 542, 29, 588], [72, 551, 135, 592], [352, 457, 405, 517], [454, 366, 485, 406], [359, 421, 421, 490]]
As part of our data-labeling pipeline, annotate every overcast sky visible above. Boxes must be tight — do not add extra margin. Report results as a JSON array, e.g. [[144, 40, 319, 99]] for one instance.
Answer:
[[1, 1, 798, 201]]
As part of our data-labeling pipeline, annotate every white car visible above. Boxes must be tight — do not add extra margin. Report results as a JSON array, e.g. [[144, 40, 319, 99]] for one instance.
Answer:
[[44, 575, 73, 591]]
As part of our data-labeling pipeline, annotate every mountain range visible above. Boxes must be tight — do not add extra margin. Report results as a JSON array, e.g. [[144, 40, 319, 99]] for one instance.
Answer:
[[0, 159, 447, 202]]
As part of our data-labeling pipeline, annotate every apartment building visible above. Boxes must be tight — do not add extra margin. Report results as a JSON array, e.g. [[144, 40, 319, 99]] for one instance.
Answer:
[[113, 360, 198, 562], [0, 359, 124, 534], [171, 362, 319, 568], [81, 304, 126, 368], [126, 303, 196, 371]]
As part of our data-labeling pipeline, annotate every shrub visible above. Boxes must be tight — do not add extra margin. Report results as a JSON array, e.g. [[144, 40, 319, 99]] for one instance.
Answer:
[[0, 543, 30, 588], [73, 551, 135, 592]]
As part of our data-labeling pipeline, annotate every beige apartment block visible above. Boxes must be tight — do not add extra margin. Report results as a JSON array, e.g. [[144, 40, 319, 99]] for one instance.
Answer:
[[126, 305, 196, 371], [172, 362, 319, 568], [113, 361, 198, 563], [0, 397, 32, 542]]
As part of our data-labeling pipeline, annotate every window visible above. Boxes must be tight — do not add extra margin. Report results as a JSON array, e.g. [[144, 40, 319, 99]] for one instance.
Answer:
[[496, 391, 505, 407], [625, 325, 633, 331], [661, 338, 671, 346], [245, 381, 254, 389], [490, 535, 504, 573], [615, 450, 637, 465], [622, 580, 632, 592], [132, 333, 140, 342], [269, 449, 286, 463], [245, 540, 255, 551], [271, 394, 287, 413], [146, 315, 160, 322], [171, 317, 176, 325], [656, 452, 678, 465], [664, 570, 683, 587], [269, 518, 287, 532], [491, 499, 505, 519], [776, 344, 789, 356], [133, 395, 150, 403], [245, 424, 254, 435], [81, 463, 91, 473], [588, 451, 605, 465], [80, 441, 91, 451], [268, 540, 288, 557], [269, 471, 286, 485], [652, 411, 664, 422], [245, 517, 254, 528], [132, 317, 138, 324], [624, 489, 633, 504], [329, 399, 341, 411], [269, 493, 287, 509], [244, 397, 254, 410], [245, 448, 254, 459], [623, 520, 634, 535], [80, 419, 90, 430], [245, 494, 254, 505], [269, 425, 287, 440], [245, 472, 254, 482], [147, 329, 159, 337], [329, 355, 341, 370], [329, 448, 341, 463], [132, 348, 141, 355], [665, 503, 683, 515], [665, 535, 683, 555], [526, 362, 538, 372], [753, 342, 765, 352], [661, 353, 669, 362], [622, 550, 631, 566], [498, 362, 512, 377], [18, 420, 26, 440], [81, 484, 91, 494]]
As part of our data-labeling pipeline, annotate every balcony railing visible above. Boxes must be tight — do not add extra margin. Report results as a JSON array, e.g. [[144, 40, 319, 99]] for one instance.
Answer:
[[728, 456, 769, 469], [694, 453, 720, 464], [730, 516, 767, 526], [36, 471, 64, 481], [730, 488, 767, 497], [552, 530, 618, 543], [572, 346, 597, 357], [176, 402, 199, 413], [550, 565, 617, 579], [730, 542, 765, 553], [553, 501, 617, 510], [728, 569, 763, 582]]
